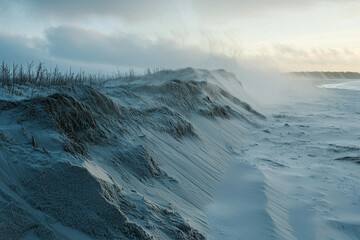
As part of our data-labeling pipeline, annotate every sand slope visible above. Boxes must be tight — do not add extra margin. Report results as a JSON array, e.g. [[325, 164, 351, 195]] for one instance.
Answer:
[[0, 68, 263, 239]]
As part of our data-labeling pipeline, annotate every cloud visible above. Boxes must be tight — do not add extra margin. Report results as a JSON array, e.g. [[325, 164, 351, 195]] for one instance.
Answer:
[[8, 0, 175, 23], [0, 26, 238, 71], [193, 0, 311, 18], [0, 0, 11, 11], [258, 44, 360, 71], [1, 25, 359, 73], [194, 0, 359, 22], [0, 32, 46, 63], [2, 0, 357, 23], [45, 26, 236, 69], [272, 44, 309, 58], [1, 0, 359, 73]]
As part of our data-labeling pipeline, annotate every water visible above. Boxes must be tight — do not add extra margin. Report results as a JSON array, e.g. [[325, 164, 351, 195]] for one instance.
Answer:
[[205, 80, 360, 240]]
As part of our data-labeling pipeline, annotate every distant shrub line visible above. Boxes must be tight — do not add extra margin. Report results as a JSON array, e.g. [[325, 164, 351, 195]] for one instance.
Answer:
[[291, 71, 360, 79], [0, 61, 102, 94], [0, 60, 177, 97], [0, 61, 146, 95]]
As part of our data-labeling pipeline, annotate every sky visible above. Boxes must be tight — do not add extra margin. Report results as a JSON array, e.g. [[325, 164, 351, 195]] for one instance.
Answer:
[[0, 0, 360, 73]]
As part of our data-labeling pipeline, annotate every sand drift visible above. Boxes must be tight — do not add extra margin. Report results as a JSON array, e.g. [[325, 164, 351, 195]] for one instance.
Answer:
[[0, 68, 264, 239]]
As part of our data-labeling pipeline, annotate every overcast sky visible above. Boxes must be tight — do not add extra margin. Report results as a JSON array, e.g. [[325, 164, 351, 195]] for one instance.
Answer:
[[1, 0, 359, 72]]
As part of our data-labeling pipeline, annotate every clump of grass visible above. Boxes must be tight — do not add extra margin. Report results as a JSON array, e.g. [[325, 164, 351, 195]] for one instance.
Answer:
[[0, 60, 173, 97], [0, 61, 113, 95]]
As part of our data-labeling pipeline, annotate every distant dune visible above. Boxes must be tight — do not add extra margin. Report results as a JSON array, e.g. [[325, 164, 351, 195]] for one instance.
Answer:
[[290, 71, 360, 79]]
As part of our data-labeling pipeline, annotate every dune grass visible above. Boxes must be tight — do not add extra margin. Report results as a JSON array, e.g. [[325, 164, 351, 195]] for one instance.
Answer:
[[0, 61, 106, 91], [0, 61, 147, 96]]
